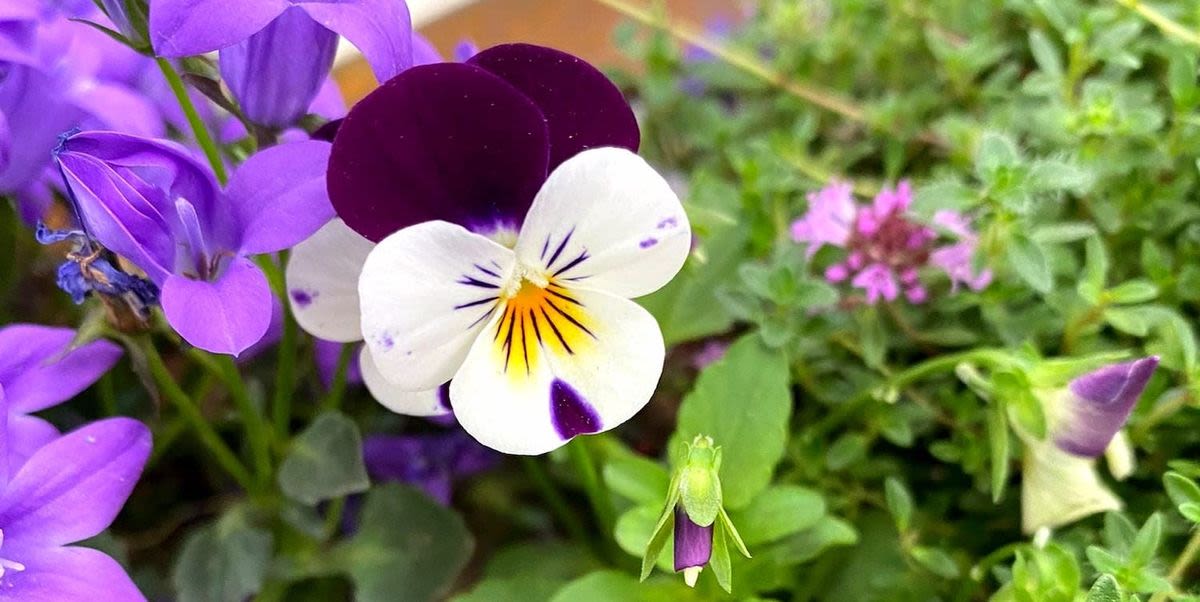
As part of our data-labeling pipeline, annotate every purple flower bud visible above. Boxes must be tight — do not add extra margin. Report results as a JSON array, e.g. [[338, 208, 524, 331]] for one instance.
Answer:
[[674, 508, 713, 587], [1054, 357, 1159, 457], [220, 7, 339, 128]]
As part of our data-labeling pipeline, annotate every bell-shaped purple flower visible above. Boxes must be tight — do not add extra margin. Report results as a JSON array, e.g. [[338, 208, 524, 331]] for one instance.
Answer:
[[151, 0, 414, 85], [1052, 357, 1159, 457], [0, 397, 150, 601], [219, 7, 338, 127], [674, 508, 713, 587], [0, 324, 122, 470], [55, 131, 334, 355]]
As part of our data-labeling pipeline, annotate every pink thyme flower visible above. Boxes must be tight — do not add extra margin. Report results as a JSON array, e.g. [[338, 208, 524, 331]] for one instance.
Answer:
[[792, 181, 990, 304]]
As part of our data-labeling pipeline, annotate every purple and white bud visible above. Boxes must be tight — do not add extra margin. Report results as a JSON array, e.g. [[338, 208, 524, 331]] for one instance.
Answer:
[[674, 508, 713, 587], [1052, 357, 1158, 457]]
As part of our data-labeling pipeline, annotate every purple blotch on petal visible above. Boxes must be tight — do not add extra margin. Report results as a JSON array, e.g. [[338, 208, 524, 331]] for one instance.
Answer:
[[673, 508, 713, 571], [468, 43, 639, 169], [1057, 356, 1159, 457], [328, 63, 550, 242], [290, 289, 315, 308], [437, 382, 452, 411], [639, 238, 658, 249], [550, 379, 601, 440]]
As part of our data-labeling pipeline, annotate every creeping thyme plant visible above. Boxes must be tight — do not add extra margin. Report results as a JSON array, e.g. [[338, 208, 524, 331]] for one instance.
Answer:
[[2, 0, 1200, 600]]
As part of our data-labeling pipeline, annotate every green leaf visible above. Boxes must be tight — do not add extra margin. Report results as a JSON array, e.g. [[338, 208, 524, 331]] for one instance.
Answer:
[[673, 335, 791, 509], [1079, 236, 1109, 304], [913, 181, 979, 214], [718, 507, 751, 558], [173, 507, 273, 602], [1106, 280, 1159, 305], [549, 571, 701, 602], [1104, 307, 1152, 337], [987, 401, 1011, 503], [911, 546, 960, 579], [710, 519, 733, 593], [1164, 472, 1200, 508], [732, 485, 825, 545], [603, 453, 670, 506], [976, 132, 1021, 175], [884, 478, 913, 532], [825, 433, 869, 471], [455, 542, 600, 602], [640, 226, 747, 345], [333, 484, 473, 602], [1086, 574, 1122, 602], [1129, 513, 1162, 567], [1179, 503, 1200, 523], [775, 516, 859, 565], [1031, 222, 1097, 244], [1007, 234, 1053, 294], [278, 411, 369, 505], [857, 307, 887, 370], [995, 371, 1046, 439], [1028, 29, 1063, 77], [637, 505, 675, 580]]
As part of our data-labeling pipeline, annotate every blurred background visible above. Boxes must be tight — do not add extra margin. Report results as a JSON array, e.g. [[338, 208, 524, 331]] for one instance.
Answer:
[[334, 0, 743, 101]]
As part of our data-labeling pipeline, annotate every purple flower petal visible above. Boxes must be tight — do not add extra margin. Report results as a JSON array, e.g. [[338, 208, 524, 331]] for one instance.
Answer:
[[219, 7, 339, 127], [70, 82, 165, 139], [0, 67, 83, 197], [328, 63, 550, 241], [412, 32, 442, 65], [0, 418, 150, 549], [673, 508, 713, 571], [0, 325, 121, 414], [5, 415, 60, 477], [296, 0, 413, 82], [226, 140, 334, 255], [160, 257, 273, 356], [315, 339, 362, 389], [0, 546, 145, 602], [362, 431, 497, 504], [468, 44, 639, 169], [1056, 357, 1159, 457], [150, 0, 287, 57]]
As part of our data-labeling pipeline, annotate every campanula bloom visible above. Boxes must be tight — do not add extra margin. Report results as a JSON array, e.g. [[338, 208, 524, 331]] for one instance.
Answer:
[[0, 403, 150, 601], [55, 131, 334, 355], [793, 181, 990, 304], [0, 324, 121, 469], [151, 0, 414, 127], [363, 430, 498, 504], [1020, 357, 1158, 533], [319, 44, 687, 455]]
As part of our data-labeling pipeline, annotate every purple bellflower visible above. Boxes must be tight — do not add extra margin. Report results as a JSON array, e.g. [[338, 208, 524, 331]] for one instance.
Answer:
[[290, 44, 689, 455], [792, 181, 991, 304], [0, 399, 150, 601], [1021, 357, 1158, 533], [0, 324, 121, 470], [151, 0, 414, 127], [362, 430, 498, 505], [54, 131, 334, 355]]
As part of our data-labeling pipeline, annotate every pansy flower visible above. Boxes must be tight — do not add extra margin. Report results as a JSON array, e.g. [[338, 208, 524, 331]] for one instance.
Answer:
[[0, 324, 122, 469], [289, 44, 689, 454], [151, 0, 413, 127], [54, 131, 334, 355], [1020, 357, 1158, 533], [0, 400, 150, 601]]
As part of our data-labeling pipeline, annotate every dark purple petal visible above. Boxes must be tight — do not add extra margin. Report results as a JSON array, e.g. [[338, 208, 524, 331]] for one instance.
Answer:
[[160, 257, 273, 356], [0, 546, 145, 602], [673, 508, 713, 571], [0, 418, 150, 549], [468, 44, 639, 168], [0, 325, 121, 414], [328, 63, 550, 241], [362, 431, 497, 504], [1057, 357, 1159, 457], [550, 379, 601, 440], [150, 0, 287, 56], [219, 7, 338, 127], [226, 140, 334, 254], [296, 0, 413, 82]]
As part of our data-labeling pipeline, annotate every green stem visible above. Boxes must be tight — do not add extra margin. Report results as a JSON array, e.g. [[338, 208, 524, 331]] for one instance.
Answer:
[[1113, 0, 1200, 47], [216, 355, 273, 485], [322, 496, 347, 541], [566, 438, 617, 542], [140, 339, 256, 491], [319, 344, 356, 414], [520, 457, 590, 545], [272, 307, 298, 441], [1151, 527, 1200, 602], [155, 57, 228, 184]]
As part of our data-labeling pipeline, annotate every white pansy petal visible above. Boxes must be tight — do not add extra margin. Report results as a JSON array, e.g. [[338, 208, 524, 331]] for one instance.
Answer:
[[513, 147, 691, 299], [1021, 438, 1121, 534], [450, 285, 664, 455], [285, 219, 374, 343], [360, 220, 516, 391], [360, 346, 449, 417]]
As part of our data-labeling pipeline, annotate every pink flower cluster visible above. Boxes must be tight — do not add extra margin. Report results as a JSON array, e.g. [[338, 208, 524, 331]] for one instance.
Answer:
[[791, 181, 991, 304]]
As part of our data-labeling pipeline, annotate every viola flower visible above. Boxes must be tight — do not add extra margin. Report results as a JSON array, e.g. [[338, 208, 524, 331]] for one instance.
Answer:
[[54, 131, 334, 355], [792, 181, 990, 304], [1020, 357, 1158, 533], [319, 44, 687, 455], [0, 324, 121, 469], [362, 430, 498, 504], [0, 407, 150, 601], [151, 0, 414, 124]]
